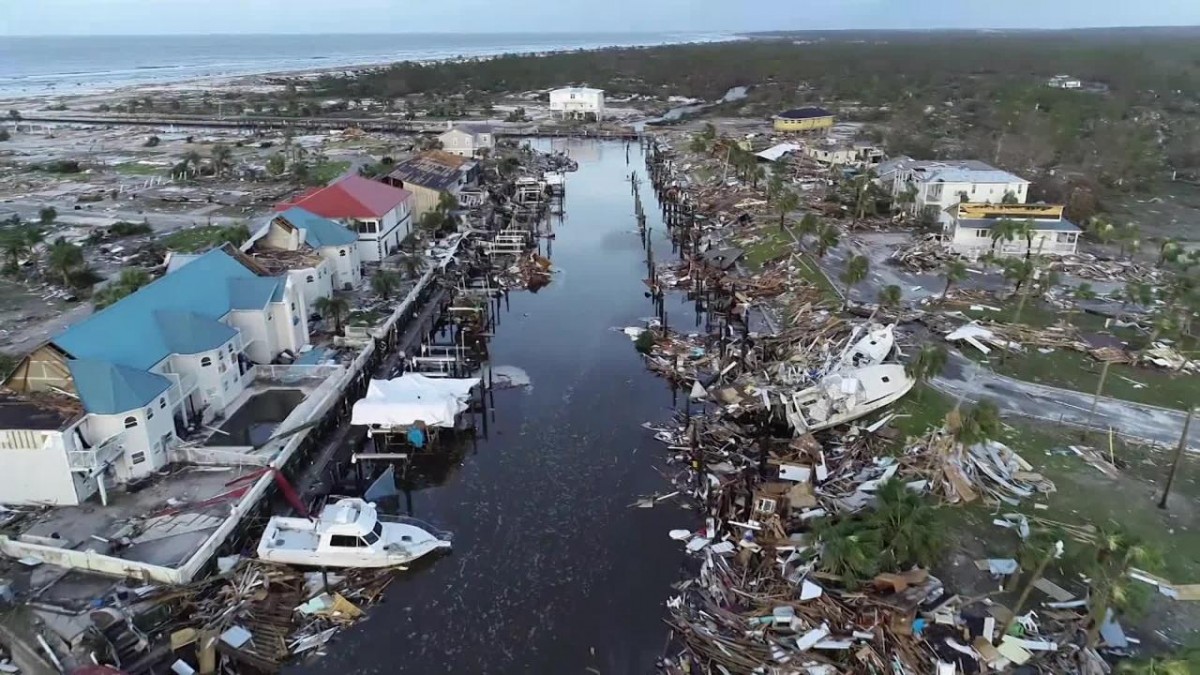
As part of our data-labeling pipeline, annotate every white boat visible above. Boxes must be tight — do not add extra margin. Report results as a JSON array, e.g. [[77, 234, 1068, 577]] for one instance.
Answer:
[[783, 363, 914, 433], [257, 498, 452, 568], [836, 323, 896, 371]]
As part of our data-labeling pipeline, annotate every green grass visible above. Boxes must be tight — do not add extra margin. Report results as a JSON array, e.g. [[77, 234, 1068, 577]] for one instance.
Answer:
[[312, 160, 351, 185], [113, 161, 164, 176], [347, 308, 387, 327], [966, 348, 1195, 410], [739, 224, 840, 302], [887, 385, 1200, 583], [161, 226, 230, 253], [950, 299, 1195, 410]]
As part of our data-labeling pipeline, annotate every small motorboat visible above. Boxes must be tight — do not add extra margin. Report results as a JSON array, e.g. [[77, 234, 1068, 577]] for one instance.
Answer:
[[257, 498, 451, 568], [783, 363, 914, 433]]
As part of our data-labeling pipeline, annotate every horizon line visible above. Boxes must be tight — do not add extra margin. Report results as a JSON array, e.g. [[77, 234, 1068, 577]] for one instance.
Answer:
[[3, 25, 1200, 38]]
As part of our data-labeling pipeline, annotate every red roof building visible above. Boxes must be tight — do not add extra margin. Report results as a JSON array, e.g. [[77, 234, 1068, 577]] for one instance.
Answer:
[[276, 176, 414, 263], [276, 175, 412, 219]]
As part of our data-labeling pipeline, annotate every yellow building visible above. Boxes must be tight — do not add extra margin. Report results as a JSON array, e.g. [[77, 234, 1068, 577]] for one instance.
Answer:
[[772, 106, 835, 133]]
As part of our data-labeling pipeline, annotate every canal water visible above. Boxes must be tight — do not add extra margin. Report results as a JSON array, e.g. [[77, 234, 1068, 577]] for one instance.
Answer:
[[296, 140, 695, 675]]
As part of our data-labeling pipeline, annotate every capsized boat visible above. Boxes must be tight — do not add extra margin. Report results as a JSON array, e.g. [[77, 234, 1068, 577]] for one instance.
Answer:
[[835, 323, 896, 371], [783, 363, 914, 433], [257, 498, 452, 568]]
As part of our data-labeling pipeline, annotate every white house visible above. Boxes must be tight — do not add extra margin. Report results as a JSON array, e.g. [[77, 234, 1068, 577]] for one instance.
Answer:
[[0, 247, 309, 506], [549, 87, 606, 120], [876, 158, 1029, 225], [1048, 74, 1083, 89], [246, 207, 363, 305], [438, 123, 496, 158], [277, 175, 413, 263], [944, 203, 1082, 259]]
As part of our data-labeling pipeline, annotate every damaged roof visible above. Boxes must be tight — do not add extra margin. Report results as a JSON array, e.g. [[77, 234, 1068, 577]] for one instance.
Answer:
[[775, 106, 833, 120], [386, 153, 470, 192], [276, 175, 412, 219], [275, 207, 358, 248]]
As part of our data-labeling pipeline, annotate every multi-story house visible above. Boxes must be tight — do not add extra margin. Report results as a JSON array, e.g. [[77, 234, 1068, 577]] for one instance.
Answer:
[[0, 247, 309, 506]]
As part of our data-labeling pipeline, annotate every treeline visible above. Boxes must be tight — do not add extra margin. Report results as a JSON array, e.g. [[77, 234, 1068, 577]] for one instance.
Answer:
[[310, 29, 1200, 196]]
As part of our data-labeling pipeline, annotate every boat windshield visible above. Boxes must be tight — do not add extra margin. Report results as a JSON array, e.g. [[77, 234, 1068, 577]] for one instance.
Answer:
[[362, 521, 383, 545]]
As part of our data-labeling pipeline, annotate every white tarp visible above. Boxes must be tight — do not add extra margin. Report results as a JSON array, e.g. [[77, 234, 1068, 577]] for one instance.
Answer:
[[350, 374, 480, 428], [756, 143, 802, 162]]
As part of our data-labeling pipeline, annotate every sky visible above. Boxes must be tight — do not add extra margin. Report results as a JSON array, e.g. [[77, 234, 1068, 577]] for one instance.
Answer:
[[3, 0, 1200, 36]]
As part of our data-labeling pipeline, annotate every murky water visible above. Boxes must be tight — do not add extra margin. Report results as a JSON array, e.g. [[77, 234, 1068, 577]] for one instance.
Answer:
[[295, 140, 694, 675]]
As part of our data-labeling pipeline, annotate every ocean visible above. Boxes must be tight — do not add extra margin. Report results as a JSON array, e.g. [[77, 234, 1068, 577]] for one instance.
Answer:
[[0, 32, 732, 98]]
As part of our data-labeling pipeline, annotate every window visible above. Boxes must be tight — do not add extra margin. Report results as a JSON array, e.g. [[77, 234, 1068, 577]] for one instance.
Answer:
[[339, 249, 346, 257], [159, 398, 166, 409], [131, 451, 146, 464], [124, 416, 138, 428], [976, 229, 989, 238], [306, 275, 314, 283], [1057, 232, 1077, 244], [228, 345, 235, 354], [362, 521, 383, 545], [147, 408, 154, 419], [201, 357, 212, 367], [329, 535, 360, 548], [754, 497, 777, 514]]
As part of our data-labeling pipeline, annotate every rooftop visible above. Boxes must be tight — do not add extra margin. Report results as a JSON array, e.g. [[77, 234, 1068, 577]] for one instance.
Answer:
[[552, 86, 604, 94], [957, 217, 1081, 233], [275, 207, 358, 248], [0, 390, 81, 430], [386, 152, 471, 192], [775, 107, 833, 120], [276, 175, 412, 220], [67, 360, 171, 415], [54, 247, 283, 372]]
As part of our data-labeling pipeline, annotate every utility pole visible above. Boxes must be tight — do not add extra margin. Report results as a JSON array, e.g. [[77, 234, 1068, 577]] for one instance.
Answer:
[[1083, 360, 1111, 440], [1158, 406, 1196, 509]]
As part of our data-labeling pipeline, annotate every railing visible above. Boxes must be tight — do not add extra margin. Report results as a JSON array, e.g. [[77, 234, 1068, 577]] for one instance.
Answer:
[[66, 430, 126, 472], [254, 364, 344, 385], [167, 372, 199, 407]]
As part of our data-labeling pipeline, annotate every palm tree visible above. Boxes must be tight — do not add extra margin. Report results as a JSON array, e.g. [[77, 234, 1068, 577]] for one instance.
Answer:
[[814, 223, 840, 258], [218, 223, 251, 247], [178, 150, 203, 179], [314, 295, 350, 336], [1013, 219, 1037, 261], [878, 284, 902, 313], [951, 399, 1001, 447], [94, 268, 153, 308], [1084, 529, 1156, 648], [209, 143, 234, 177], [774, 188, 800, 232], [905, 345, 948, 399], [1003, 258, 1034, 296], [398, 254, 426, 278], [688, 134, 709, 155], [990, 219, 1018, 254], [38, 207, 57, 226], [852, 171, 878, 220], [371, 270, 400, 300], [47, 238, 83, 288], [1157, 238, 1182, 266], [840, 254, 870, 309], [1074, 282, 1097, 301], [940, 259, 968, 301]]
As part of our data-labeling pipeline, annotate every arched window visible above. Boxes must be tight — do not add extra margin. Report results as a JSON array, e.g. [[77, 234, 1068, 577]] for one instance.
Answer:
[[123, 416, 138, 428], [146, 408, 154, 419], [201, 357, 212, 367], [306, 275, 314, 283], [159, 398, 166, 409], [339, 249, 347, 257]]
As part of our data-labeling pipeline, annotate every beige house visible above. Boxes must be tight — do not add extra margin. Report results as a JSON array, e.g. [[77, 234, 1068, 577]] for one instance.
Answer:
[[382, 151, 478, 220], [438, 123, 495, 158]]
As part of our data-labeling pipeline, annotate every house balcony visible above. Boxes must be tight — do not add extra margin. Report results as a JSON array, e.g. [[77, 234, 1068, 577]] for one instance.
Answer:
[[167, 372, 200, 407], [66, 430, 127, 473]]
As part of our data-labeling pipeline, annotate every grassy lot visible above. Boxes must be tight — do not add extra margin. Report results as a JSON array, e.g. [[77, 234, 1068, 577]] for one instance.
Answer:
[[113, 161, 164, 176], [312, 160, 351, 185], [883, 385, 1200, 585], [161, 226, 231, 253], [740, 224, 840, 301]]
